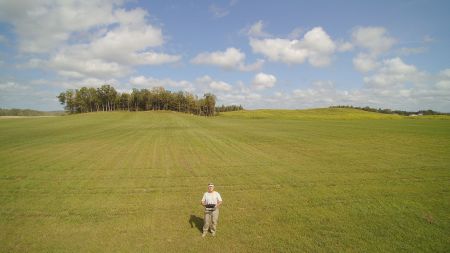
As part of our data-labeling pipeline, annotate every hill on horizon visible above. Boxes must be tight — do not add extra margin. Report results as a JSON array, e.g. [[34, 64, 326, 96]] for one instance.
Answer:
[[221, 108, 450, 120]]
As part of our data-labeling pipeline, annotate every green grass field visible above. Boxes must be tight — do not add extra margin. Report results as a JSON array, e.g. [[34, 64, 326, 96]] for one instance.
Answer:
[[1, 108, 449, 252]]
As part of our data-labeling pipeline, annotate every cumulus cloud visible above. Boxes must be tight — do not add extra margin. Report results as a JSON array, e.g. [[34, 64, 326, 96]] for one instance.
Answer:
[[192, 48, 243, 68], [352, 26, 396, 54], [194, 75, 233, 92], [129, 75, 194, 92], [219, 92, 261, 106], [279, 76, 449, 111], [191, 76, 266, 106], [250, 27, 336, 67], [0, 81, 31, 91], [235, 60, 450, 111], [53, 72, 450, 112], [353, 53, 379, 73], [337, 41, 353, 52], [247, 20, 270, 37], [238, 59, 265, 72], [45, 7, 180, 78], [363, 57, 422, 88], [0, 0, 118, 53], [252, 72, 277, 90], [191, 47, 263, 72], [216, 81, 262, 106], [351, 26, 396, 73], [292, 81, 340, 104], [0, 1, 180, 79], [0, 80, 60, 110], [56, 77, 120, 89], [51, 56, 129, 79], [435, 69, 450, 89], [209, 81, 232, 91]]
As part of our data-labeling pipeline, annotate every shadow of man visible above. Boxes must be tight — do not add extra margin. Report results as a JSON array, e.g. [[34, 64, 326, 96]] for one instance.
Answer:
[[189, 214, 204, 233]]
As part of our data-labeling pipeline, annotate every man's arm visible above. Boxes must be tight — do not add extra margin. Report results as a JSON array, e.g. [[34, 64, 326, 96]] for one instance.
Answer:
[[201, 193, 206, 206], [216, 200, 222, 208]]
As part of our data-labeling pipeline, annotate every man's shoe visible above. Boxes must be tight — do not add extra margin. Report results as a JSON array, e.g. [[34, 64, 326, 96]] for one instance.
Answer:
[[211, 232, 216, 237], [202, 232, 207, 237]]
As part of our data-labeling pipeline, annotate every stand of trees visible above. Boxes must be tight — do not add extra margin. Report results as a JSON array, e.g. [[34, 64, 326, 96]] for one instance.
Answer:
[[58, 85, 217, 116], [215, 104, 244, 112], [330, 105, 450, 116]]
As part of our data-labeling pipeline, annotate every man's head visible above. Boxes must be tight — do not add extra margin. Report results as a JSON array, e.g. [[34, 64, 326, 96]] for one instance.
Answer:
[[208, 183, 214, 192]]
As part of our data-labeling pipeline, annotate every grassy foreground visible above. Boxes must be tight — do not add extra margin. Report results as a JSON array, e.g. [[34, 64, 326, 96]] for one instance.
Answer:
[[0, 109, 449, 252]]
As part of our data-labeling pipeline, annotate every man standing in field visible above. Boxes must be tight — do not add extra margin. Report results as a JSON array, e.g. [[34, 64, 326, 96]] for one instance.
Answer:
[[201, 183, 222, 237]]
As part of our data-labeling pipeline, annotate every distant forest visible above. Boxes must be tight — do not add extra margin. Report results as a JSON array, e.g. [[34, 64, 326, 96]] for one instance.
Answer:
[[58, 85, 242, 116], [0, 108, 63, 116], [330, 105, 450, 116]]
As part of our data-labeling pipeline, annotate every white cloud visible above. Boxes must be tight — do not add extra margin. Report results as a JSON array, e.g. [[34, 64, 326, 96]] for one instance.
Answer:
[[0, 1, 180, 79], [289, 83, 372, 109], [363, 57, 421, 88], [44, 7, 180, 78], [0, 81, 30, 91], [250, 27, 336, 67], [129, 76, 156, 86], [337, 41, 353, 52], [191, 47, 263, 72], [252, 72, 277, 90], [247, 20, 270, 37], [0, 0, 118, 53], [436, 80, 450, 89], [439, 68, 450, 78], [436, 69, 450, 89], [218, 92, 262, 107], [129, 75, 194, 92], [0, 80, 61, 110], [209, 81, 232, 91], [351, 27, 396, 73], [353, 53, 379, 73], [194, 75, 233, 92], [233, 61, 450, 111], [49, 54, 130, 78], [352, 26, 396, 54], [195, 75, 214, 85], [192, 48, 244, 68], [192, 76, 267, 106], [60, 78, 120, 89]]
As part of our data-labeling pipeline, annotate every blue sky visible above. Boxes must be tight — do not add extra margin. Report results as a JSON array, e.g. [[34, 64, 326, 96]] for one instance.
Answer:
[[0, 0, 449, 111]]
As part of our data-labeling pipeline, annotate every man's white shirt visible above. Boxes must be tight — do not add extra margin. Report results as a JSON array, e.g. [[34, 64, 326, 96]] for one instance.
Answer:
[[202, 191, 222, 205]]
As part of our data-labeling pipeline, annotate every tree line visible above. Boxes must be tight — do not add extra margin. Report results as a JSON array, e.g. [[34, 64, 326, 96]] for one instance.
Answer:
[[215, 104, 243, 112], [330, 105, 450, 116], [57, 85, 220, 116], [0, 108, 63, 116]]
